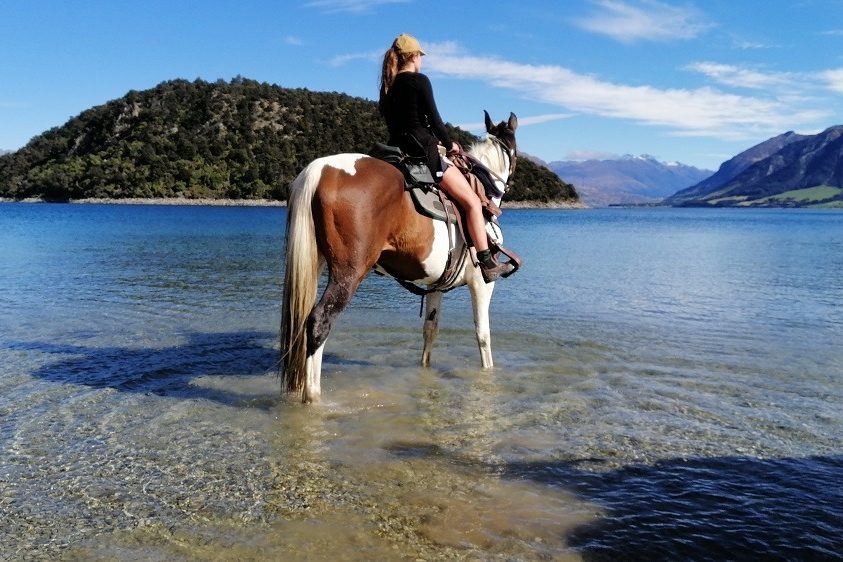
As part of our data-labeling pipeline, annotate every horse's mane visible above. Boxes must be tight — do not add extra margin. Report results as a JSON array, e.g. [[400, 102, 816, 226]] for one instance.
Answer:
[[467, 137, 510, 181]]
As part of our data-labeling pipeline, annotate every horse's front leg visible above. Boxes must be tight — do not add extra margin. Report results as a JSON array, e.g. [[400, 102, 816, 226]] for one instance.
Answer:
[[421, 291, 443, 367], [468, 272, 495, 369]]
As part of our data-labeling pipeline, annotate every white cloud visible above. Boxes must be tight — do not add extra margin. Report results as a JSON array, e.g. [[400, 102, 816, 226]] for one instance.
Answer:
[[691, 62, 843, 97], [820, 29, 843, 36], [423, 42, 828, 139], [686, 62, 793, 89], [457, 113, 573, 131], [283, 35, 303, 46], [304, 0, 408, 13], [820, 68, 843, 93], [572, 0, 712, 43], [327, 49, 382, 67], [731, 39, 771, 50]]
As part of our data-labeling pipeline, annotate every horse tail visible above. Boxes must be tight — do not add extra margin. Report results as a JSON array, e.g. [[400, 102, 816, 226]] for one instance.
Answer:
[[280, 161, 322, 397]]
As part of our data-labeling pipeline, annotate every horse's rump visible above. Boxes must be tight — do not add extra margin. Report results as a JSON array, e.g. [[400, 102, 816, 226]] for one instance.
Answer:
[[281, 153, 438, 398]]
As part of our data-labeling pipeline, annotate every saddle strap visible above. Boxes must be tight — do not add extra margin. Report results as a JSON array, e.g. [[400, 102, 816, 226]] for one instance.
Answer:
[[426, 189, 469, 293], [390, 189, 470, 305]]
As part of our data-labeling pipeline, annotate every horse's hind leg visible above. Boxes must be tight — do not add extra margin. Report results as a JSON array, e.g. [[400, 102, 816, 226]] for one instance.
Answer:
[[303, 269, 363, 403], [421, 291, 443, 367]]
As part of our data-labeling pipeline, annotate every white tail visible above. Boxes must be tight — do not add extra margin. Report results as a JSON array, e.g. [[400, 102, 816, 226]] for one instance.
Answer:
[[280, 161, 322, 397]]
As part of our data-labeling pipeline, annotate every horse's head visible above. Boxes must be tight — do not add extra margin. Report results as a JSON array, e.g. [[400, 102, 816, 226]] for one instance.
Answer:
[[482, 110, 518, 182], [484, 110, 518, 157]]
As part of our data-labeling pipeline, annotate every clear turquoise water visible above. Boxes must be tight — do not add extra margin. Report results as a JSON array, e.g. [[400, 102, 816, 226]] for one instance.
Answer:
[[1, 203, 841, 560]]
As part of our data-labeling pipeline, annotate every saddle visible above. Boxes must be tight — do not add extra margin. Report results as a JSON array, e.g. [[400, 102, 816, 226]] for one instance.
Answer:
[[368, 143, 522, 299], [368, 143, 503, 222]]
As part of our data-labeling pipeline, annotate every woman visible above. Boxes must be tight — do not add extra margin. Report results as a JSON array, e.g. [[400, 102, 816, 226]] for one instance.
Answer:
[[378, 34, 514, 283]]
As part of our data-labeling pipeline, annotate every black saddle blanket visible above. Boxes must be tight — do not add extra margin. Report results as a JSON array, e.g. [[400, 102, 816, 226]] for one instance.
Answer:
[[368, 143, 454, 222]]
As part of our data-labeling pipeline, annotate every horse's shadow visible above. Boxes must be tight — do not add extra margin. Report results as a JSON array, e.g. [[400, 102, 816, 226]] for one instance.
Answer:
[[385, 443, 843, 560], [7, 331, 372, 407]]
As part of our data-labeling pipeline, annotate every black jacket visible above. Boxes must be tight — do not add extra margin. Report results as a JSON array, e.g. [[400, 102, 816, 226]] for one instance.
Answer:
[[380, 72, 452, 158]]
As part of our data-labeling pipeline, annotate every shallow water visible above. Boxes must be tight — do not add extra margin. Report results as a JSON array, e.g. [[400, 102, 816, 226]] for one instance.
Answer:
[[1, 203, 842, 560]]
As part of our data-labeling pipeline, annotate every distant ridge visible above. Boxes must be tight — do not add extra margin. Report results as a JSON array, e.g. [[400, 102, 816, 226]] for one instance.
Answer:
[[665, 131, 806, 205], [548, 154, 712, 206], [665, 127, 843, 207], [0, 77, 577, 203]]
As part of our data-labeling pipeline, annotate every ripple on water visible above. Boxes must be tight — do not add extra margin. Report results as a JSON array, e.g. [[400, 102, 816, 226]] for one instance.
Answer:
[[1, 205, 842, 559]]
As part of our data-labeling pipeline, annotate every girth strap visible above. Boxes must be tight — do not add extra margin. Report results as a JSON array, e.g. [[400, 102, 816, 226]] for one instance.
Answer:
[[391, 189, 470, 312]]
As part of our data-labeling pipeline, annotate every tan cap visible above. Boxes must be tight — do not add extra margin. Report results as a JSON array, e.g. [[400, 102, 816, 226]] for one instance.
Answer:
[[393, 34, 426, 55]]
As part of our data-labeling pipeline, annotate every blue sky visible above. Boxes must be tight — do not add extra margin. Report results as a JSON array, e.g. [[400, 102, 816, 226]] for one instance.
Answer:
[[2, 0, 843, 169]]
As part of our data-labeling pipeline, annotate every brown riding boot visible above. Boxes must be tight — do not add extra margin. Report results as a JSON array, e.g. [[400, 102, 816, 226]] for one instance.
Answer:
[[478, 250, 514, 283]]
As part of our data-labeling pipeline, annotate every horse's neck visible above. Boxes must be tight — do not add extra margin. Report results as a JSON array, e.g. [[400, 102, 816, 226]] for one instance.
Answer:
[[469, 138, 509, 180], [468, 139, 507, 207]]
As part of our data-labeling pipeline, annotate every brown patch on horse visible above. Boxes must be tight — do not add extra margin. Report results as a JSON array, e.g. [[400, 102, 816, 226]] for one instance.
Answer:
[[312, 157, 435, 282]]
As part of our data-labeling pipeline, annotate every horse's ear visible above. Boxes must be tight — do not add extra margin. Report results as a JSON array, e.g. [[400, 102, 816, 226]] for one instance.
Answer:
[[508, 112, 518, 131], [484, 110, 494, 133]]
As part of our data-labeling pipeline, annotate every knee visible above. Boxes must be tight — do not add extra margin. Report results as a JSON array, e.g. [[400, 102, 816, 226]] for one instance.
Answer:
[[466, 195, 481, 214], [457, 193, 481, 216]]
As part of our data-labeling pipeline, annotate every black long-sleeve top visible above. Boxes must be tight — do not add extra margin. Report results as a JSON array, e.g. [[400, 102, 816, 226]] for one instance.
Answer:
[[380, 72, 452, 155]]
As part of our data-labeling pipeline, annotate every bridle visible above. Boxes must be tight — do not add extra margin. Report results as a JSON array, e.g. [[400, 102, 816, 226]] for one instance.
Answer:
[[487, 134, 517, 184]]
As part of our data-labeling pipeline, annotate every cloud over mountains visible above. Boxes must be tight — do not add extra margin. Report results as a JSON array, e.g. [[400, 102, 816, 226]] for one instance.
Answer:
[[424, 42, 830, 140]]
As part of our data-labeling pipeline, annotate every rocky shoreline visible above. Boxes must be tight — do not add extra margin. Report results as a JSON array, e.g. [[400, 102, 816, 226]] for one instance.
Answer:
[[502, 199, 588, 209], [0, 197, 288, 207], [1, 197, 587, 209]]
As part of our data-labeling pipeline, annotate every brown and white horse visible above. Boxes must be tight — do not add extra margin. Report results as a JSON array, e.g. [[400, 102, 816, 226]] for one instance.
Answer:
[[281, 112, 518, 403]]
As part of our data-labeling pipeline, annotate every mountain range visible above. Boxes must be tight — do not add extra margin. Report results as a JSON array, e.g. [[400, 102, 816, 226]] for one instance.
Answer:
[[666, 127, 843, 208], [548, 155, 712, 206]]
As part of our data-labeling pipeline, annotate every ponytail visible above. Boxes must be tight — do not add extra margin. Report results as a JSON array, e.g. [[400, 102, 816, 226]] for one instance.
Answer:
[[378, 43, 415, 114]]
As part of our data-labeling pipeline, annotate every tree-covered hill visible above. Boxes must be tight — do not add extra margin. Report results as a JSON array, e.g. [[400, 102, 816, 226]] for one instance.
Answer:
[[0, 77, 578, 203]]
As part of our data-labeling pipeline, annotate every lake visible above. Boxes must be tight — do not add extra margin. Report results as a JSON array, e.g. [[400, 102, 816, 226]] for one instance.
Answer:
[[1, 203, 841, 560]]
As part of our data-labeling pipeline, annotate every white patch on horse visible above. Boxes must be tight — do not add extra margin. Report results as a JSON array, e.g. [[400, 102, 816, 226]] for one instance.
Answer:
[[319, 153, 367, 176], [415, 219, 456, 285], [304, 342, 325, 403], [469, 137, 511, 185], [486, 220, 503, 244]]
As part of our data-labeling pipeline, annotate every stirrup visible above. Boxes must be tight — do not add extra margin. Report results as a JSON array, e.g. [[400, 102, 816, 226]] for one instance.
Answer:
[[480, 260, 515, 283]]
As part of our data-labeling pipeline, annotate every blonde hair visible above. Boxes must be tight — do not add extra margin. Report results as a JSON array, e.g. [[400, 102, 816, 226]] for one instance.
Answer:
[[378, 42, 417, 113]]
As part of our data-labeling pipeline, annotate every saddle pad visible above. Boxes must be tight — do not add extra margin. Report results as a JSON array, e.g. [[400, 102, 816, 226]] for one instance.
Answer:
[[409, 187, 457, 224]]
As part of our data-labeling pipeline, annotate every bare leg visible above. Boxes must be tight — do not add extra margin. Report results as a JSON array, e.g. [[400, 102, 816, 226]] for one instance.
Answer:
[[468, 271, 495, 368], [440, 166, 488, 252], [421, 291, 443, 367]]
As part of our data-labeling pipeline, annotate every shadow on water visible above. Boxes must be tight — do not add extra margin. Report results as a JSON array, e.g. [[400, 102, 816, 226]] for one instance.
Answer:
[[386, 443, 843, 560], [6, 332, 373, 407]]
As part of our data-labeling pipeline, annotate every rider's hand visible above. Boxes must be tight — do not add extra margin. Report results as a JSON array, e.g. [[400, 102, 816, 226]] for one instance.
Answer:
[[449, 142, 461, 155]]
